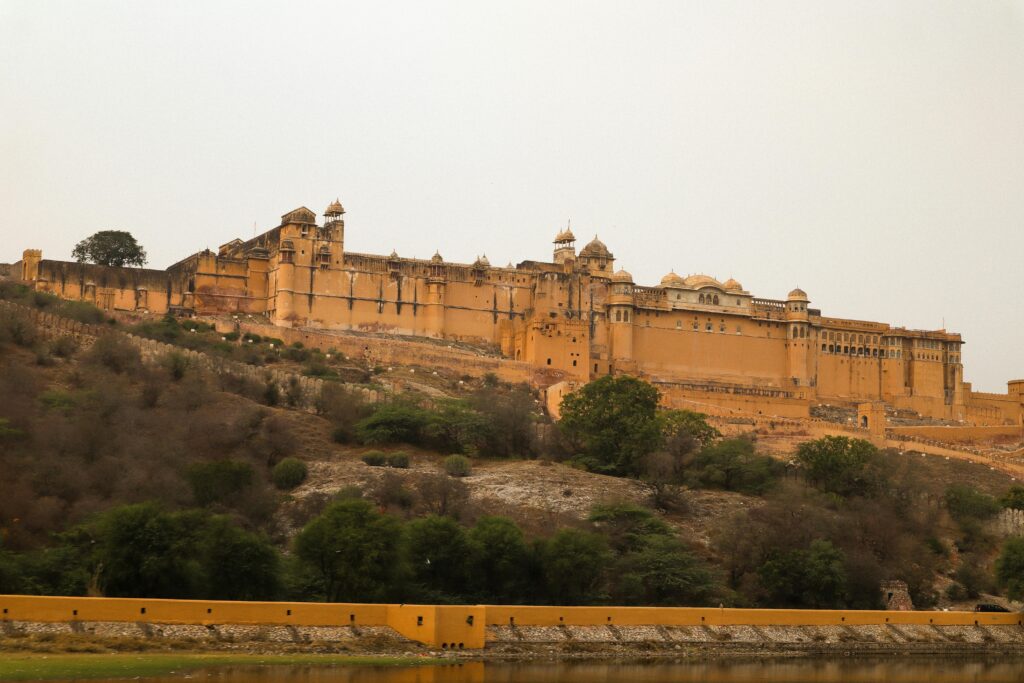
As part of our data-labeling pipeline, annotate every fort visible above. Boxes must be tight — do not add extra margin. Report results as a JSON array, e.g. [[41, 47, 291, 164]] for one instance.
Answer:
[[9, 198, 1024, 426]]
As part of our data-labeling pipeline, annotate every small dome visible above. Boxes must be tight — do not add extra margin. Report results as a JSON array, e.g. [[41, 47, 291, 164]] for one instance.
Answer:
[[474, 254, 491, 267], [660, 271, 686, 288], [788, 287, 809, 301], [431, 251, 443, 263], [611, 269, 633, 283], [579, 235, 611, 258], [389, 249, 399, 259], [554, 228, 576, 244], [325, 198, 345, 215], [723, 278, 743, 292]]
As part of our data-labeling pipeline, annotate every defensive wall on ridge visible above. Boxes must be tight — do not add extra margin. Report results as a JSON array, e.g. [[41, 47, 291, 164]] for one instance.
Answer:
[[2, 595, 1022, 650]]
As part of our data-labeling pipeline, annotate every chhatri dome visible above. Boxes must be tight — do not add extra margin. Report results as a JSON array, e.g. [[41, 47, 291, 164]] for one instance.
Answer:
[[554, 228, 576, 243], [723, 278, 743, 292], [431, 251, 443, 263], [325, 198, 345, 215], [788, 287, 809, 301]]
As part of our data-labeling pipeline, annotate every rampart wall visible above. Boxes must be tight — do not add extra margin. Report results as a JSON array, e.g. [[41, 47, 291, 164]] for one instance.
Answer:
[[887, 425, 1023, 444], [233, 321, 568, 388]]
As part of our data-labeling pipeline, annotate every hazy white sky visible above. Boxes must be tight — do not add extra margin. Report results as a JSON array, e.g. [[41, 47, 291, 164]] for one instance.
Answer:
[[2, 1, 1022, 391]]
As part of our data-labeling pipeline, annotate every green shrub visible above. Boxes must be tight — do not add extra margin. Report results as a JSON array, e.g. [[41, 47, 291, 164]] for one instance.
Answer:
[[47, 335, 78, 358], [355, 403, 432, 445], [186, 460, 255, 506], [39, 389, 76, 411], [362, 451, 387, 467], [163, 351, 190, 380], [945, 485, 1001, 522], [291, 342, 304, 349], [387, 452, 410, 469], [795, 436, 881, 498], [0, 308, 38, 347], [263, 381, 280, 406], [303, 361, 335, 378], [1001, 486, 1024, 511], [688, 438, 781, 495], [332, 424, 354, 443], [86, 334, 142, 374], [997, 538, 1024, 601], [272, 457, 309, 490], [59, 300, 106, 324], [243, 333, 262, 343], [443, 454, 472, 477]]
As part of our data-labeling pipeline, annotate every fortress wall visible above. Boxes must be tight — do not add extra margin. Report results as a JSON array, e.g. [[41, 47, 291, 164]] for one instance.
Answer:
[[235, 321, 566, 387], [887, 425, 1022, 444], [966, 391, 1021, 425], [3, 595, 1020, 650], [815, 355, 884, 401], [655, 383, 810, 419], [34, 260, 190, 315], [632, 323, 790, 386]]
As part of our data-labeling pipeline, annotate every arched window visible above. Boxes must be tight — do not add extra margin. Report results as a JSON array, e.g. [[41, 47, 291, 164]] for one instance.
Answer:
[[699, 294, 705, 304], [713, 294, 720, 305]]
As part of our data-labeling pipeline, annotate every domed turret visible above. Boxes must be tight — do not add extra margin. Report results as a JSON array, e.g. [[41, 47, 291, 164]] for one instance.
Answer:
[[431, 251, 443, 263], [474, 254, 491, 268], [611, 269, 633, 283], [684, 274, 724, 289], [723, 278, 743, 292], [325, 198, 345, 216], [554, 228, 576, 244], [660, 271, 685, 288], [788, 287, 808, 301], [579, 236, 611, 258]]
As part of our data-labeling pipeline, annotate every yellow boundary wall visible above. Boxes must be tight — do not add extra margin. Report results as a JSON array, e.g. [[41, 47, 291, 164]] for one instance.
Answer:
[[3, 596, 1021, 649]]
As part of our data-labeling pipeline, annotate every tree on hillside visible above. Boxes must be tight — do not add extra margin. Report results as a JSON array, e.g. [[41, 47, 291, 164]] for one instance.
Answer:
[[558, 375, 662, 476], [293, 498, 403, 602], [795, 436, 881, 498], [539, 528, 611, 605], [72, 230, 147, 267], [996, 538, 1024, 601]]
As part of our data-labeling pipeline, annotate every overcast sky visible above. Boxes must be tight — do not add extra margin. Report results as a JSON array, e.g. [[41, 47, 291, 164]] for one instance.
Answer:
[[2, 1, 1022, 391]]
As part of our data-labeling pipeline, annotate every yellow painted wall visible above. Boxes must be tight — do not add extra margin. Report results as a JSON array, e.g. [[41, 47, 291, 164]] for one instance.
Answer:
[[3, 595, 1019, 650]]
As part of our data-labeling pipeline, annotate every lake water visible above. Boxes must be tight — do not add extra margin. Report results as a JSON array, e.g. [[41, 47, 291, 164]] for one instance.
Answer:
[[68, 659, 1024, 683]]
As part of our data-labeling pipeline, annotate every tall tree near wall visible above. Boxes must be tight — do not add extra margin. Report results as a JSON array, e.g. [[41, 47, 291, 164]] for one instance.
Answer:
[[72, 230, 147, 267]]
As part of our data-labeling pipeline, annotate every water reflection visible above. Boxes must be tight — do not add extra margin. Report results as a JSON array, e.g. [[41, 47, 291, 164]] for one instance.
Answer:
[[58, 659, 1024, 683]]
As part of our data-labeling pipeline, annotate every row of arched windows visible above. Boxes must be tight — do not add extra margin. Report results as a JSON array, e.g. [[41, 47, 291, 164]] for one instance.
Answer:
[[821, 344, 902, 359], [698, 293, 720, 305]]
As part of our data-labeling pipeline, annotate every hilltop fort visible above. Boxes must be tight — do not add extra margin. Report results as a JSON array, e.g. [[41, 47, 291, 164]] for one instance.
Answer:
[[10, 198, 1024, 426]]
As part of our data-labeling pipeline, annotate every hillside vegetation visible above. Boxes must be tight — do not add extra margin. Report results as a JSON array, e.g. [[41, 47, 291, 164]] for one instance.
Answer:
[[1, 289, 1022, 610]]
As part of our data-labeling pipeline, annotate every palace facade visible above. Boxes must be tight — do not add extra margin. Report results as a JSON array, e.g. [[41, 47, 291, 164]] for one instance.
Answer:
[[13, 199, 1024, 425]]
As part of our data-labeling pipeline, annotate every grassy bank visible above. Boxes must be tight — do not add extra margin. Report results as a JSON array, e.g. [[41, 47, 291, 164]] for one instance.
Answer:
[[0, 653, 440, 681]]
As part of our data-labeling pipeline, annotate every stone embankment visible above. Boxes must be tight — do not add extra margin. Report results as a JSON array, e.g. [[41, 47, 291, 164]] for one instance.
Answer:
[[5, 620, 1024, 658]]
